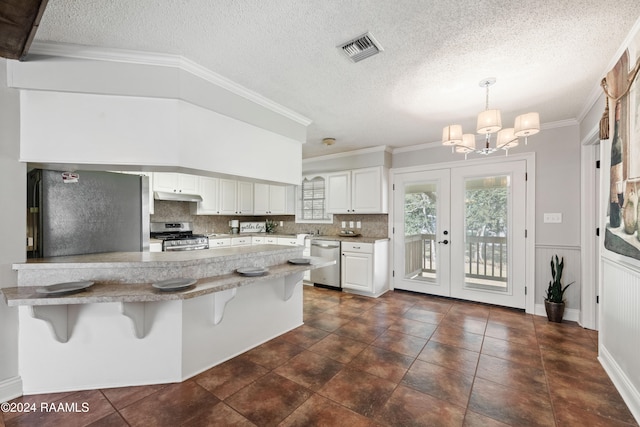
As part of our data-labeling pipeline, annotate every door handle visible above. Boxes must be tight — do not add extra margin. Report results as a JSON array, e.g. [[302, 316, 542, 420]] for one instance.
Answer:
[[438, 239, 449, 245]]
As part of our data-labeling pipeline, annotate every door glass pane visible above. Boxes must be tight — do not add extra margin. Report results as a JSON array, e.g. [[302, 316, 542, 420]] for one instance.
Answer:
[[464, 175, 509, 291], [403, 182, 438, 282]]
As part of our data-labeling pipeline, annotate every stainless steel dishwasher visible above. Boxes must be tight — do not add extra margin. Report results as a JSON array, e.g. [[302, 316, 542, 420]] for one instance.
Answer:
[[310, 239, 341, 289]]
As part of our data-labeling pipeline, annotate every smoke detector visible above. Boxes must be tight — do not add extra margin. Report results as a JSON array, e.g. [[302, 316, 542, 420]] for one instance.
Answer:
[[338, 32, 383, 63]]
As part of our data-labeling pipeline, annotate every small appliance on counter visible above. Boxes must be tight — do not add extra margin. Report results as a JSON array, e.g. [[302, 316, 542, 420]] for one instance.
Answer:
[[230, 219, 240, 234], [150, 222, 209, 251]]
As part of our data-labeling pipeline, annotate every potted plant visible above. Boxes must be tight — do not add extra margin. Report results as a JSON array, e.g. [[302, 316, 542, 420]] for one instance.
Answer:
[[265, 219, 278, 234], [544, 255, 574, 323]]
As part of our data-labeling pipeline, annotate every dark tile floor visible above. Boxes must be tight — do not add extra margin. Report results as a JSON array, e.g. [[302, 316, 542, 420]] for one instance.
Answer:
[[3, 286, 638, 426]]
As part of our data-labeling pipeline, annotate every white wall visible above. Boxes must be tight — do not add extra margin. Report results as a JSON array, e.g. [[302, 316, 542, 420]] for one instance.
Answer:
[[303, 146, 391, 175], [19, 90, 302, 185], [589, 57, 640, 426], [0, 59, 24, 401]]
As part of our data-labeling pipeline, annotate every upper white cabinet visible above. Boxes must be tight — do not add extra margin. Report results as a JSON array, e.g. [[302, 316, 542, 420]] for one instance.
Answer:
[[153, 173, 198, 194], [196, 177, 253, 215], [195, 176, 220, 215], [326, 167, 388, 214], [237, 181, 255, 214], [254, 184, 292, 215]]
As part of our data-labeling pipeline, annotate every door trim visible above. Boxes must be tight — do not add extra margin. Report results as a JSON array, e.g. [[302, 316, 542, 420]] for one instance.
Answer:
[[389, 152, 536, 314]]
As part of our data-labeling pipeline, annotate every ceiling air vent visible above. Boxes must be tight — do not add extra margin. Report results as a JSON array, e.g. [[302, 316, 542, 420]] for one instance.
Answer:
[[338, 32, 383, 63]]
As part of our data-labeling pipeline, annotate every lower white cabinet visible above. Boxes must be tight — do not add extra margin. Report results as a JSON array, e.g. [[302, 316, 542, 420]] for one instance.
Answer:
[[210, 238, 231, 248], [277, 237, 299, 246], [265, 236, 279, 245], [231, 236, 252, 246], [341, 240, 389, 296]]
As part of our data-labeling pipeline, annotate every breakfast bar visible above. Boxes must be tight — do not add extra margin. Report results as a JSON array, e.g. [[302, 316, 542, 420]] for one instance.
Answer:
[[4, 245, 334, 394]]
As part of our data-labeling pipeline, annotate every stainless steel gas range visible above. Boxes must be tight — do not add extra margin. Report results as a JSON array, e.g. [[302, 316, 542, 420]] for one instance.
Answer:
[[150, 222, 209, 251]]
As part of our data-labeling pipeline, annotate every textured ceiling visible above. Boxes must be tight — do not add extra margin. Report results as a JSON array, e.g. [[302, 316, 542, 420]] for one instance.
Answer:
[[33, 0, 640, 158]]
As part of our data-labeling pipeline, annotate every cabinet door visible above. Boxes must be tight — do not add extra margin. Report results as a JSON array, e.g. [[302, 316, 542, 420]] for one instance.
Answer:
[[351, 167, 382, 213], [196, 176, 220, 214], [177, 173, 199, 194], [342, 252, 373, 292], [254, 183, 270, 214], [153, 172, 179, 192], [326, 171, 351, 213], [268, 185, 286, 214], [219, 179, 238, 215], [210, 238, 231, 248], [237, 181, 254, 214]]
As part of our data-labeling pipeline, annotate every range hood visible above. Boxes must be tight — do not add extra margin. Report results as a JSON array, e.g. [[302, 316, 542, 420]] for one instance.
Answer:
[[153, 191, 203, 202]]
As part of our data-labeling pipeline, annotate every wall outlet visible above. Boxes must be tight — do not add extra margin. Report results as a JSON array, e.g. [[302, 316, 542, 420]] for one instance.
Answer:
[[341, 221, 346, 228], [279, 221, 283, 227], [543, 213, 563, 223], [356, 221, 361, 228]]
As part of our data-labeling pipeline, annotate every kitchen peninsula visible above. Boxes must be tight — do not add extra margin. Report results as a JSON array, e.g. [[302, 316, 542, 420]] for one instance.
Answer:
[[4, 245, 333, 394]]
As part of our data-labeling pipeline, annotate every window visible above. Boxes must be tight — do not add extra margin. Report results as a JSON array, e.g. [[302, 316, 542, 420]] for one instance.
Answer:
[[296, 175, 333, 223]]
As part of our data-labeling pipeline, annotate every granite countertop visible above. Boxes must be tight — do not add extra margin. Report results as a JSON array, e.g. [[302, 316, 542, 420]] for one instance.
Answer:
[[13, 244, 300, 270], [310, 235, 389, 243], [3, 256, 333, 307]]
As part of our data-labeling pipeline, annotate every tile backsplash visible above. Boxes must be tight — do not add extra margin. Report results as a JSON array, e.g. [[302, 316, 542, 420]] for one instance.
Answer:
[[151, 200, 388, 237]]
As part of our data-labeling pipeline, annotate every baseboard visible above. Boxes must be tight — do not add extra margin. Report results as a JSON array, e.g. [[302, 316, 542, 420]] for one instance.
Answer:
[[0, 376, 23, 403], [534, 304, 580, 322], [599, 345, 640, 424]]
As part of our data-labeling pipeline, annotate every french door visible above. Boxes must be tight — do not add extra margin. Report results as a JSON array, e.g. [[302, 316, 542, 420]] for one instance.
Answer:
[[393, 160, 527, 309]]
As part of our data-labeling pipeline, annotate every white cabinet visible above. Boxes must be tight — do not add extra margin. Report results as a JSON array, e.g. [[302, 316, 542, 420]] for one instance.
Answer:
[[210, 237, 231, 248], [153, 173, 198, 195], [231, 236, 251, 246], [326, 167, 388, 214], [195, 177, 253, 215], [277, 237, 300, 246], [219, 179, 239, 215], [237, 181, 254, 215], [341, 240, 389, 296], [195, 176, 220, 215], [254, 184, 291, 215]]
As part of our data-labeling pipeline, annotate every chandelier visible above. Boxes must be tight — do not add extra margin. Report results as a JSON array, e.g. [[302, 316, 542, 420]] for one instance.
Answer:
[[442, 78, 540, 158]]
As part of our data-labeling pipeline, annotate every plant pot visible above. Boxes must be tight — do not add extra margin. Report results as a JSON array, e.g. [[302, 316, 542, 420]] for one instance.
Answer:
[[544, 299, 565, 323]]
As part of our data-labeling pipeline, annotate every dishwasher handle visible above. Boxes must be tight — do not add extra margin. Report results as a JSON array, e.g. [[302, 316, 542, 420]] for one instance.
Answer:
[[311, 242, 340, 249]]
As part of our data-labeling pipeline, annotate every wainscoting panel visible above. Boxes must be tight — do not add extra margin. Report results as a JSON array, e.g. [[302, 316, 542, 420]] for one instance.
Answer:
[[535, 245, 581, 310], [600, 258, 640, 421]]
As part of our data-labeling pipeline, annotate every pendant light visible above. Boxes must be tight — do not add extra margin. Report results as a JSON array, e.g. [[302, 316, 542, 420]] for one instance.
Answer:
[[442, 78, 540, 156]]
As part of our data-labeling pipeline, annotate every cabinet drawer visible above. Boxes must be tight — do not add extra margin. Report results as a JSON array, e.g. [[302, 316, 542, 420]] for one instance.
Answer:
[[210, 238, 231, 248], [341, 242, 372, 253], [277, 237, 299, 246], [252, 236, 265, 244], [265, 237, 279, 244], [231, 237, 251, 246]]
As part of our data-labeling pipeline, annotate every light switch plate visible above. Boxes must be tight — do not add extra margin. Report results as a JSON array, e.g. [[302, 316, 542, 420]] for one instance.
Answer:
[[349, 221, 354, 228], [356, 221, 361, 228], [543, 213, 563, 223]]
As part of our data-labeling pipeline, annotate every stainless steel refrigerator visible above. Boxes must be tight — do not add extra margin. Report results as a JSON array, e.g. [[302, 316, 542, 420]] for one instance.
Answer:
[[27, 169, 150, 258]]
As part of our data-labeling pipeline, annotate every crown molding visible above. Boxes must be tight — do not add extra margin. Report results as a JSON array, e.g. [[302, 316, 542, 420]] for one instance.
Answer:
[[27, 41, 312, 126], [302, 145, 390, 163]]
